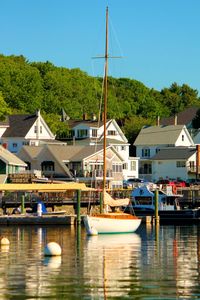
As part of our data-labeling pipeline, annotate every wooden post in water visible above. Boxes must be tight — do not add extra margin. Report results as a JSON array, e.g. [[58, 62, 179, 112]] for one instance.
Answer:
[[21, 195, 25, 214], [154, 189, 160, 224], [76, 189, 81, 224]]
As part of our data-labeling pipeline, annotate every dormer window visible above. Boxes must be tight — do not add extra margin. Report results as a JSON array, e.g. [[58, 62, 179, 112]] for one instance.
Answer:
[[142, 148, 150, 158]]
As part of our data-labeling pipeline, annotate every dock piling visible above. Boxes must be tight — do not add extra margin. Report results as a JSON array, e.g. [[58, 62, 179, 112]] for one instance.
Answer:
[[21, 195, 25, 214], [76, 189, 81, 224], [154, 189, 160, 224]]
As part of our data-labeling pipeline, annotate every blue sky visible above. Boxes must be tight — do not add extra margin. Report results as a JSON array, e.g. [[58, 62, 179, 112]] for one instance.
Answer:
[[1, 0, 200, 93]]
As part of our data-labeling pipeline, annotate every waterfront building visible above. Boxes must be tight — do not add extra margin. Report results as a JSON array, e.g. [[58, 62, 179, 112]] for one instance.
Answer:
[[134, 124, 196, 182], [0, 110, 56, 154]]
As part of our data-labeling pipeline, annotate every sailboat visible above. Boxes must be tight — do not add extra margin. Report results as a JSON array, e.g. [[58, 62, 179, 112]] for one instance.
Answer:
[[83, 7, 141, 235]]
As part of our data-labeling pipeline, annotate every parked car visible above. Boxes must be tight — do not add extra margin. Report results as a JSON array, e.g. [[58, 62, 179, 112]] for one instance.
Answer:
[[123, 178, 144, 189], [156, 179, 176, 186], [186, 179, 200, 186], [123, 178, 156, 189], [174, 180, 189, 187]]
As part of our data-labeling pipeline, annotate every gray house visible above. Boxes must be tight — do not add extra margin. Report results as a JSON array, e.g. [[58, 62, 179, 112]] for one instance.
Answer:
[[17, 144, 125, 189]]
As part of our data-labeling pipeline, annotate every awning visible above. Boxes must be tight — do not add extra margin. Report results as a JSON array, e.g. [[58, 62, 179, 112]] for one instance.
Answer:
[[0, 182, 94, 192]]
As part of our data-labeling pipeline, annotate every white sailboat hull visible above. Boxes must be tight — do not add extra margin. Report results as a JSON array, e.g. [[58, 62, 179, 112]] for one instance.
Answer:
[[84, 214, 141, 235]]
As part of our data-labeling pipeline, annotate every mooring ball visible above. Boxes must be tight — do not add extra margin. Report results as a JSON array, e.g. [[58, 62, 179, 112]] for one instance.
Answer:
[[44, 242, 62, 256], [1, 237, 10, 245]]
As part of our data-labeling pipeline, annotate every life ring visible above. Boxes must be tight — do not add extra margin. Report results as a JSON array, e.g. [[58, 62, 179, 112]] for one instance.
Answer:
[[172, 185, 177, 194]]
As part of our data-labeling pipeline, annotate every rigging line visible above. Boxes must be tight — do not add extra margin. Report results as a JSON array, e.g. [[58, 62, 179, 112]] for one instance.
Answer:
[[109, 15, 124, 59]]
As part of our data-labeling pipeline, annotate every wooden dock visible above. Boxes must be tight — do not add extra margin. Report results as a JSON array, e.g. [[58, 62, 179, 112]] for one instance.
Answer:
[[0, 214, 76, 225]]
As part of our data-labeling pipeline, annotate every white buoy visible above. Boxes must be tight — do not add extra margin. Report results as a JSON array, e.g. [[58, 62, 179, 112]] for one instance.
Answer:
[[44, 242, 62, 256], [1, 237, 10, 245]]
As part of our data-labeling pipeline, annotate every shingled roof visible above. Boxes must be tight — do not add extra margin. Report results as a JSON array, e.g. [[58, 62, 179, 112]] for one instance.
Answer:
[[151, 147, 196, 160], [0, 146, 26, 166], [2, 114, 37, 137], [68, 119, 104, 128], [134, 125, 185, 146], [160, 107, 199, 126]]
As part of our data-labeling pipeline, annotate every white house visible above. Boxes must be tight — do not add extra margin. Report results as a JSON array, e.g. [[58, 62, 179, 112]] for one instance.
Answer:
[[151, 147, 196, 181], [67, 118, 139, 180], [0, 110, 56, 153], [134, 125, 195, 181]]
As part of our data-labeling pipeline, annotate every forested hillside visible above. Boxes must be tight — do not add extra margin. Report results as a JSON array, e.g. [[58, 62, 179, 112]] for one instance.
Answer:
[[0, 54, 199, 141]]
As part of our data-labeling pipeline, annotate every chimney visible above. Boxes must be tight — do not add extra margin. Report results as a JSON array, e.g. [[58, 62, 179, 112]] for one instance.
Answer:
[[174, 114, 177, 125], [156, 116, 160, 126], [83, 113, 87, 121], [36, 109, 40, 117]]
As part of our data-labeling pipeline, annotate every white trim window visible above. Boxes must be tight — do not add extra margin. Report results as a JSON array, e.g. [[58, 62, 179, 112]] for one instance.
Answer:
[[112, 163, 122, 173], [130, 161, 136, 171]]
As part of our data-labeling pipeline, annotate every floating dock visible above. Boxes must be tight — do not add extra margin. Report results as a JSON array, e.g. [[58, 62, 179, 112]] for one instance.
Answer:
[[0, 214, 76, 226]]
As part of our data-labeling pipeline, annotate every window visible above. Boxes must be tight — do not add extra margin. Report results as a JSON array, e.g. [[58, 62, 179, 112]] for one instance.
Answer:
[[77, 129, 88, 138], [41, 161, 55, 171], [112, 163, 122, 173], [13, 143, 17, 148], [176, 161, 186, 168], [182, 135, 184, 141], [34, 126, 37, 133], [40, 126, 42, 134], [22, 141, 29, 146], [144, 163, 152, 174], [142, 148, 150, 157], [107, 130, 116, 136], [121, 146, 125, 151], [123, 163, 128, 170], [131, 161, 136, 171], [67, 130, 74, 138], [156, 148, 160, 153], [92, 129, 97, 137]]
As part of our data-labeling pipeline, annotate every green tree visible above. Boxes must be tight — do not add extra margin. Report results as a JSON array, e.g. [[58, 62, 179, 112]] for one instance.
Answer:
[[0, 55, 43, 112], [122, 115, 153, 142], [42, 112, 69, 138], [0, 91, 11, 120]]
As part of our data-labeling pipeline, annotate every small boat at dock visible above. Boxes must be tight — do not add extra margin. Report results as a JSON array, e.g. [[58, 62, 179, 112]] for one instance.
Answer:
[[124, 185, 200, 223]]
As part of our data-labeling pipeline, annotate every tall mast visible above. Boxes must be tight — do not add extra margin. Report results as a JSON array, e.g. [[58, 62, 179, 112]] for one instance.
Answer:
[[103, 6, 108, 203]]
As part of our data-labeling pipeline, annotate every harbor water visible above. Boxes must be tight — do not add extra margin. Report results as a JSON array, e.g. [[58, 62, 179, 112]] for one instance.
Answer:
[[0, 223, 200, 299]]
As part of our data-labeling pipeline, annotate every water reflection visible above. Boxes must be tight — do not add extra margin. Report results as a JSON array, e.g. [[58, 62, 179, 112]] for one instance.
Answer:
[[84, 233, 141, 298], [139, 225, 200, 299], [0, 225, 199, 298]]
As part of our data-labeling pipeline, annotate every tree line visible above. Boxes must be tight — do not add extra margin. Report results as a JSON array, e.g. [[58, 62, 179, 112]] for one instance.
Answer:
[[0, 54, 199, 141]]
